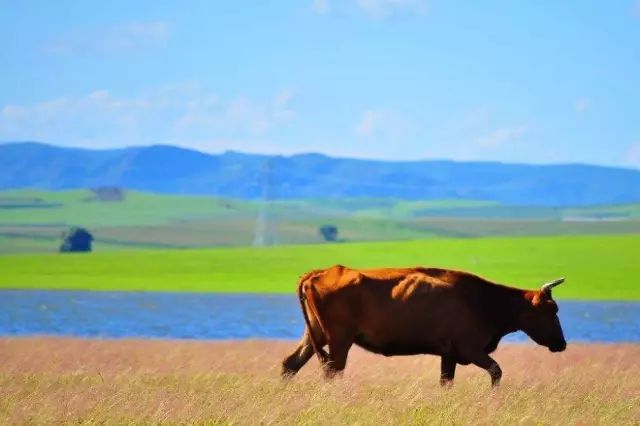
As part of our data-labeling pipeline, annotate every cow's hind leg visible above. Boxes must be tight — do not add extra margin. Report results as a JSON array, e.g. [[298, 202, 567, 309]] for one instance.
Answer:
[[281, 331, 318, 378], [440, 355, 457, 387], [469, 352, 502, 387], [323, 337, 353, 379]]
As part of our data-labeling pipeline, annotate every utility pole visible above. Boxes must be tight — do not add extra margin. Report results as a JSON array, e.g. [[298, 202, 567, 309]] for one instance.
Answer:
[[253, 157, 275, 246]]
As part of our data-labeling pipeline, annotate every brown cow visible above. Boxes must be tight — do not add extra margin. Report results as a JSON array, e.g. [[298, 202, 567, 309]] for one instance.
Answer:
[[281, 265, 566, 387]]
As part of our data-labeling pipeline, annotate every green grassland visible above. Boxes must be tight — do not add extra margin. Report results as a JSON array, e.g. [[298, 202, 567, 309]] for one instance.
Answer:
[[0, 234, 138, 254], [0, 189, 255, 227], [1, 189, 639, 253], [1, 235, 638, 300]]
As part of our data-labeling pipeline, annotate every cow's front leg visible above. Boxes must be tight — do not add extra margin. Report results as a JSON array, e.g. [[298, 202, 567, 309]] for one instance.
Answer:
[[440, 355, 456, 387], [469, 352, 502, 387]]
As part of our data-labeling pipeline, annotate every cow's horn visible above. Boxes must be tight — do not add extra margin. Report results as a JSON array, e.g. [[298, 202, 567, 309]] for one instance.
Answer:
[[541, 277, 565, 294]]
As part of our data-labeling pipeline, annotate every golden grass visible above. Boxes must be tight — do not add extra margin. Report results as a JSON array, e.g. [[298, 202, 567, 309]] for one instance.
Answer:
[[1, 338, 638, 424]]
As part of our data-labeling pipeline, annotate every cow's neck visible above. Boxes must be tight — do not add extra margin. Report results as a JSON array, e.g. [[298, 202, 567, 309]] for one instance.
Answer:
[[486, 284, 530, 336]]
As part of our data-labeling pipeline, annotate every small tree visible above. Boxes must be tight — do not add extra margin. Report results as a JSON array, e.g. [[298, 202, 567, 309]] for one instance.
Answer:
[[91, 186, 125, 202], [319, 224, 338, 242], [59, 227, 94, 253]]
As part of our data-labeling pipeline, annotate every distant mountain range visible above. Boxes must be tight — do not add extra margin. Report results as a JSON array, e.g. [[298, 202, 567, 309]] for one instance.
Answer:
[[2, 141, 640, 206]]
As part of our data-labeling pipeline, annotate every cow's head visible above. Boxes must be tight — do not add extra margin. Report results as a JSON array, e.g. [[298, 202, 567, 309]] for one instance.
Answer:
[[520, 278, 567, 353]]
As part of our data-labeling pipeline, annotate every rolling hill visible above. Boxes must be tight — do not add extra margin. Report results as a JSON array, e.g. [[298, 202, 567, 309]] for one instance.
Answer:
[[2, 141, 640, 206], [1, 189, 639, 254]]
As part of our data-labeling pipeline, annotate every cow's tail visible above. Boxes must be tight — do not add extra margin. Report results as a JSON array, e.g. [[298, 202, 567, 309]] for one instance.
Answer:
[[297, 272, 329, 364]]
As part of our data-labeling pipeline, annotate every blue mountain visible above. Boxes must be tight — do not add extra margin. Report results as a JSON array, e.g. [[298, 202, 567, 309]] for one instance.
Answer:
[[2, 141, 639, 206]]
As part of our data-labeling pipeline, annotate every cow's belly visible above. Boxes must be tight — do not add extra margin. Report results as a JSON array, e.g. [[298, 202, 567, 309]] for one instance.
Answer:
[[353, 333, 444, 357], [350, 293, 470, 357], [352, 316, 454, 357]]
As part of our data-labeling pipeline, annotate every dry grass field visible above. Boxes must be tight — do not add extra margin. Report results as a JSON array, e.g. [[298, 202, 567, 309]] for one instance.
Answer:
[[1, 338, 638, 424]]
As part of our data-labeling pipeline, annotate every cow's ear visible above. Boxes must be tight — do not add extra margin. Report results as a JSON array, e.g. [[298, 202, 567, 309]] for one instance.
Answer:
[[537, 290, 551, 302], [525, 291, 543, 306]]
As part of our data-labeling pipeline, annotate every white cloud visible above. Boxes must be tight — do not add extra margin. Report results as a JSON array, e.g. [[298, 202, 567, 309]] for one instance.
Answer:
[[312, 0, 427, 18], [0, 84, 296, 152], [312, 0, 331, 14], [355, 0, 427, 18], [574, 98, 592, 112], [458, 106, 491, 129], [622, 142, 640, 168], [42, 21, 170, 55], [354, 109, 412, 141], [435, 109, 544, 162], [475, 125, 528, 149], [355, 110, 379, 136]]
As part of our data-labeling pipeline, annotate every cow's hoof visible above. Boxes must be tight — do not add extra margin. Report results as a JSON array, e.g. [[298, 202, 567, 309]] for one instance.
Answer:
[[439, 378, 454, 388], [281, 365, 297, 379]]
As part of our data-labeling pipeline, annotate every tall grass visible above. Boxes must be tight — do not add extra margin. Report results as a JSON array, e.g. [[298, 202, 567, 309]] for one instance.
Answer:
[[1, 338, 638, 424]]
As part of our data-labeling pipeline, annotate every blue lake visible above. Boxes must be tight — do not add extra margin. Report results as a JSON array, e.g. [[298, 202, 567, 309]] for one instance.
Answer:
[[1, 290, 639, 342]]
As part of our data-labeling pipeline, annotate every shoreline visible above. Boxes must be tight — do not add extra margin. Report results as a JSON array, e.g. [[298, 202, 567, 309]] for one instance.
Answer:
[[2, 335, 640, 344]]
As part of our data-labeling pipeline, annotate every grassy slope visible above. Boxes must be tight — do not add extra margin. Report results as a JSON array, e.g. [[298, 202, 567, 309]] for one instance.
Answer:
[[5, 189, 640, 225], [0, 235, 137, 253], [564, 203, 640, 219], [0, 190, 502, 227], [1, 189, 640, 253], [1, 235, 638, 300], [0, 189, 253, 227]]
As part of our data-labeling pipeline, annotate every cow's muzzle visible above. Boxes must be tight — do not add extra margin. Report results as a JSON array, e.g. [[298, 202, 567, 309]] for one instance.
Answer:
[[549, 342, 567, 352]]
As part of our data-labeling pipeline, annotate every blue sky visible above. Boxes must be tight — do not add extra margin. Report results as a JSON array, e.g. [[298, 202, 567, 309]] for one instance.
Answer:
[[1, 0, 639, 167]]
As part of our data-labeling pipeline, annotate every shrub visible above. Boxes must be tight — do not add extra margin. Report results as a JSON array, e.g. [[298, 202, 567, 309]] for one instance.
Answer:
[[319, 224, 338, 242], [59, 227, 94, 253], [91, 187, 125, 202]]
